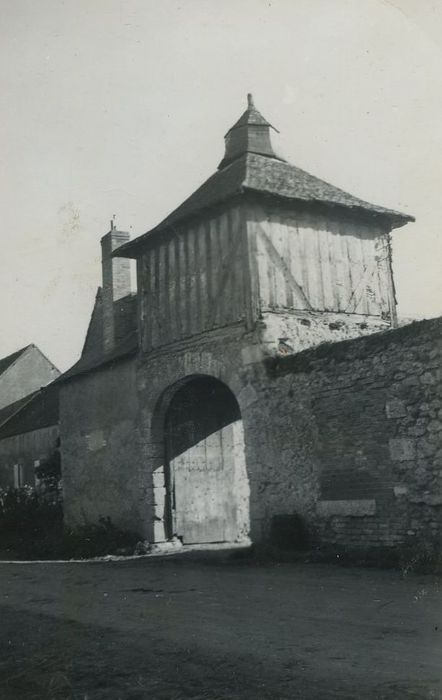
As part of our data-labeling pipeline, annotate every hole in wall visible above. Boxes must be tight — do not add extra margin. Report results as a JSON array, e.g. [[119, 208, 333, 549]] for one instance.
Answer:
[[329, 321, 344, 330]]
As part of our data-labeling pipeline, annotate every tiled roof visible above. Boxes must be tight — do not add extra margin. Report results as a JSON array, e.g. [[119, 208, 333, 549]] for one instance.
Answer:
[[225, 93, 277, 135], [0, 391, 39, 429], [80, 289, 137, 361], [117, 152, 414, 257], [0, 345, 31, 377], [58, 331, 138, 383], [0, 385, 59, 440], [226, 107, 274, 135], [81, 287, 104, 357], [154, 155, 248, 231], [57, 291, 138, 383], [242, 154, 413, 221]]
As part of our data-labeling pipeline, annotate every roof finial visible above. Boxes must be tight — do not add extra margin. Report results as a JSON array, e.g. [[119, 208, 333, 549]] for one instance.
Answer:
[[110, 214, 116, 231], [247, 93, 254, 109]]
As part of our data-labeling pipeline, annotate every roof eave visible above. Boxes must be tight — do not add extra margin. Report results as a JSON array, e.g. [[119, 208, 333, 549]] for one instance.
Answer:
[[0, 391, 40, 431], [218, 151, 286, 171], [389, 213, 416, 230], [112, 189, 246, 259], [56, 345, 138, 385], [113, 178, 414, 261], [241, 186, 415, 228]]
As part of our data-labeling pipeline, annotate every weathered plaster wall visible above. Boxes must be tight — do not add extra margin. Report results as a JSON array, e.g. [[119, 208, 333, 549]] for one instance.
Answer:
[[257, 310, 389, 357], [59, 358, 148, 536], [262, 317, 442, 550], [0, 347, 60, 410], [59, 328, 263, 543]]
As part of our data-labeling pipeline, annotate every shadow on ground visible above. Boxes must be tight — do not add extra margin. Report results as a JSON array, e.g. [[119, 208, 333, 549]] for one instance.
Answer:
[[0, 605, 439, 700], [0, 558, 441, 699]]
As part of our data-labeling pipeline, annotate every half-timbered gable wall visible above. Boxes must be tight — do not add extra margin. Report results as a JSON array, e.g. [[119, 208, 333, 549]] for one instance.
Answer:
[[138, 203, 248, 352], [247, 201, 395, 322]]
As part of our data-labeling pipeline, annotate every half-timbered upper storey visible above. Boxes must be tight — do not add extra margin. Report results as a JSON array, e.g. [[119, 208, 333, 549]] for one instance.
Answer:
[[115, 95, 414, 353]]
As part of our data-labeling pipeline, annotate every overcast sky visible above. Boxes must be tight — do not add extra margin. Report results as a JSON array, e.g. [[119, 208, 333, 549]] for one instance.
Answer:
[[0, 0, 441, 370]]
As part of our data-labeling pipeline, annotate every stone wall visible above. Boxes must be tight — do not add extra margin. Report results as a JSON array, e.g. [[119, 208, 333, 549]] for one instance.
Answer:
[[262, 317, 442, 550], [60, 321, 287, 543], [59, 358, 148, 536], [59, 316, 442, 552]]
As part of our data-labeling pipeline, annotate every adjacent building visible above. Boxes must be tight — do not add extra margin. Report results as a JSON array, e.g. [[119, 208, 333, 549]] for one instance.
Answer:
[[0, 345, 60, 489], [0, 344, 59, 411], [0, 385, 59, 489]]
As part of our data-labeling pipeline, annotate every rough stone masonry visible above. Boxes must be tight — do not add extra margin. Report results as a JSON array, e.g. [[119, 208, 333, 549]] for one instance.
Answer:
[[263, 317, 442, 550]]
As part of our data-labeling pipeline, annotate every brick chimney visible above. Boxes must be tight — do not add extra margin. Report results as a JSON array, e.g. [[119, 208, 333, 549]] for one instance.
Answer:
[[100, 220, 131, 353]]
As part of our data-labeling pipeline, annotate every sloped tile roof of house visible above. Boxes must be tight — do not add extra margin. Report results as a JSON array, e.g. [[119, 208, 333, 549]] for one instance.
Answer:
[[116, 95, 414, 258], [0, 391, 39, 429], [0, 384, 59, 440], [0, 345, 31, 377], [57, 291, 138, 383]]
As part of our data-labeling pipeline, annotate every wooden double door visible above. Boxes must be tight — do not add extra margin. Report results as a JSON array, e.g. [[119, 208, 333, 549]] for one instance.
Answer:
[[164, 378, 249, 544]]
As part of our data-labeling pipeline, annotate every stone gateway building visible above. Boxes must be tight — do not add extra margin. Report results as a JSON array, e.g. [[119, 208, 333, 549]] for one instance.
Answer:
[[59, 96, 442, 552]]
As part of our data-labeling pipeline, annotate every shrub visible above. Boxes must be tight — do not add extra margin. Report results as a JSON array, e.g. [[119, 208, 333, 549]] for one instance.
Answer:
[[0, 487, 140, 560], [62, 517, 140, 559], [0, 486, 63, 558], [35, 449, 63, 505], [0, 485, 62, 533]]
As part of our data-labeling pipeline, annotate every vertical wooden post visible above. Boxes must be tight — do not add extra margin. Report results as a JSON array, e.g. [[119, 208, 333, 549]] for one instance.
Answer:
[[385, 231, 398, 328]]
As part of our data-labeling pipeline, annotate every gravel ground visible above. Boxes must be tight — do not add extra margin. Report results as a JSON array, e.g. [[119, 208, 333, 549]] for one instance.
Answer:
[[0, 554, 441, 699]]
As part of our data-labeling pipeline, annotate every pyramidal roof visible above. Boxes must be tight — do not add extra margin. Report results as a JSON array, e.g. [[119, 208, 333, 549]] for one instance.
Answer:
[[226, 93, 275, 133], [117, 95, 414, 257]]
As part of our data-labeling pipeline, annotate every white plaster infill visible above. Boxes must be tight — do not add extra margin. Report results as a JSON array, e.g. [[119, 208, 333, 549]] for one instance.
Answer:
[[0, 540, 251, 565], [317, 499, 376, 517]]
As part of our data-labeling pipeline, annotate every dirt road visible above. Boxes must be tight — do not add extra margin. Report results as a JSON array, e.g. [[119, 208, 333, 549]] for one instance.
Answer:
[[0, 554, 441, 699]]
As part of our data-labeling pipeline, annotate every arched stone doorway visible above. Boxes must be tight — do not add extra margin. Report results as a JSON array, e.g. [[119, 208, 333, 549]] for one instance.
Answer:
[[158, 375, 250, 545]]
